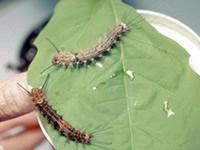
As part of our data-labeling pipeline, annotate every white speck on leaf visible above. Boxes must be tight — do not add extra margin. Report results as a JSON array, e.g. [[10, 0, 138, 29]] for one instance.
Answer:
[[126, 70, 135, 80], [92, 87, 97, 91], [96, 62, 103, 68], [134, 101, 137, 107], [110, 73, 116, 78], [163, 101, 175, 118]]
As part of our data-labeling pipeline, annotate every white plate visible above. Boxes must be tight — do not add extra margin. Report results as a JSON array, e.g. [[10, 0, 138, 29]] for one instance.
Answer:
[[38, 10, 200, 148], [139, 10, 200, 76]]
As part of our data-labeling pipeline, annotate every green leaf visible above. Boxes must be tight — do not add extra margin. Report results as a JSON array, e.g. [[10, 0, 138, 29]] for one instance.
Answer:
[[28, 0, 200, 150]]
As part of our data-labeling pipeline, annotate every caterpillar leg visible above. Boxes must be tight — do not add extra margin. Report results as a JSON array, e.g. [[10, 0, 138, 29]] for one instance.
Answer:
[[66, 137, 70, 144]]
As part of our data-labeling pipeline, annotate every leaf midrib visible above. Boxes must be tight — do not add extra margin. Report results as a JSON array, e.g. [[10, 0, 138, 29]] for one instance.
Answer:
[[110, 0, 135, 149]]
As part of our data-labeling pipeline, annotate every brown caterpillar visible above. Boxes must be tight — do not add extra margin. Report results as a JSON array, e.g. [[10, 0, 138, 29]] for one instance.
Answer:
[[41, 22, 129, 73], [17, 75, 92, 145], [40, 12, 146, 73], [51, 12, 146, 68], [53, 22, 128, 67]]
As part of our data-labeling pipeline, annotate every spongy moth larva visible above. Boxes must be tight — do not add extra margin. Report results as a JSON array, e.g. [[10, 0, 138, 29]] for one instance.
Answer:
[[17, 75, 92, 145], [41, 22, 129, 73], [55, 22, 128, 66], [40, 9, 147, 74]]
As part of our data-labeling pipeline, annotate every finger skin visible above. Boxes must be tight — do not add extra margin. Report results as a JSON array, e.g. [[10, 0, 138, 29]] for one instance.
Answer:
[[0, 112, 38, 133], [0, 73, 34, 122], [0, 128, 45, 150]]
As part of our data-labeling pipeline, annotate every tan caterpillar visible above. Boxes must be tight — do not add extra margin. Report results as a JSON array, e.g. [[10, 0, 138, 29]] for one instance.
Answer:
[[53, 22, 128, 67], [41, 13, 145, 73], [41, 22, 129, 73]]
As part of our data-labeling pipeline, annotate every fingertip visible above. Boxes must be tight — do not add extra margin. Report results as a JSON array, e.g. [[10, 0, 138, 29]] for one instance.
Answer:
[[0, 73, 34, 122]]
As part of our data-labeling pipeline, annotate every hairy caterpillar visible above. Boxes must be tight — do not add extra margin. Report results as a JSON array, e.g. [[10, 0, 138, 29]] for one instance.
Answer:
[[40, 12, 145, 74], [53, 22, 128, 67], [17, 75, 92, 145], [41, 22, 130, 73], [42, 15, 144, 73]]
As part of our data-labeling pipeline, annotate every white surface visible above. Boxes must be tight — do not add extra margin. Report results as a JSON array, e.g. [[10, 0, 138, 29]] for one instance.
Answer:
[[125, 0, 200, 36], [139, 10, 200, 76]]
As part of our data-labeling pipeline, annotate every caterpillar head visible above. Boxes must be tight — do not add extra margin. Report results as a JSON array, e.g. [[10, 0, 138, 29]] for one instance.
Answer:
[[82, 133, 93, 145], [52, 52, 61, 65], [52, 52, 76, 66], [31, 88, 44, 104], [120, 22, 129, 33]]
